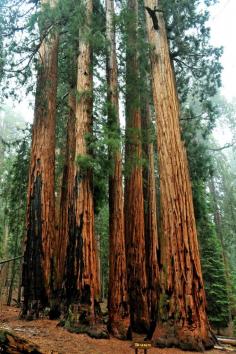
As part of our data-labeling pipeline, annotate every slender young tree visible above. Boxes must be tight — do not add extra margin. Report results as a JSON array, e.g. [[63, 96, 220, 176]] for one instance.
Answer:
[[106, 0, 130, 338], [22, 0, 59, 317], [125, 0, 149, 333], [62, 0, 101, 326], [208, 176, 233, 324], [144, 0, 215, 349], [194, 181, 230, 330]]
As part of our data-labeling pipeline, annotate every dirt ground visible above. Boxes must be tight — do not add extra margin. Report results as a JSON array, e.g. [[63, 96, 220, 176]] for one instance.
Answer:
[[0, 305, 233, 354]]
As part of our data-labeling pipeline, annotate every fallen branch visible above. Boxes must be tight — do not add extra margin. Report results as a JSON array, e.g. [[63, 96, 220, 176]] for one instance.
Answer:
[[0, 255, 23, 265], [214, 345, 227, 351], [217, 337, 236, 347]]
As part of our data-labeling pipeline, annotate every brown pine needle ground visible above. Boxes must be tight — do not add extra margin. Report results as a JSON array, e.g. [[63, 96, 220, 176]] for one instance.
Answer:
[[0, 305, 232, 354]]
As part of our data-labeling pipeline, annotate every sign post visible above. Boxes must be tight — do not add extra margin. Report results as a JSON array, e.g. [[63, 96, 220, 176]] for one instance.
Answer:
[[131, 341, 152, 353]]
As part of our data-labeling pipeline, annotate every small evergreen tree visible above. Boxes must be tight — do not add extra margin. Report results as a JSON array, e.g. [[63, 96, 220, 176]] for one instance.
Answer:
[[194, 182, 230, 329]]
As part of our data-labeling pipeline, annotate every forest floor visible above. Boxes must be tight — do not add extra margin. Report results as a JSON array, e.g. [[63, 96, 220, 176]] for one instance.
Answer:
[[0, 305, 234, 354]]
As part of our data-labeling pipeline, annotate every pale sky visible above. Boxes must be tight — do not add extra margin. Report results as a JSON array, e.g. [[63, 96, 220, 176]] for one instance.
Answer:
[[207, 0, 236, 146], [208, 0, 236, 100]]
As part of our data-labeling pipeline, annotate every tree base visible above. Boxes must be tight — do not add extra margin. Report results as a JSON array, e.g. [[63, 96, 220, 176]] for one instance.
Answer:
[[63, 302, 109, 339], [131, 318, 150, 334], [152, 323, 216, 351], [0, 329, 42, 353], [20, 298, 48, 320], [65, 324, 110, 339], [20, 299, 60, 321], [108, 318, 132, 340]]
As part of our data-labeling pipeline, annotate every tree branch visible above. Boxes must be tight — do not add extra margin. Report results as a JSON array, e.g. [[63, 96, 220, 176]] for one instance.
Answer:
[[173, 57, 200, 72], [208, 142, 235, 151], [0, 255, 23, 265]]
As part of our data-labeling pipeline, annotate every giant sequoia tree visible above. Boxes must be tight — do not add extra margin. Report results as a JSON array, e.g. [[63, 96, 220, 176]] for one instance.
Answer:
[[144, 0, 215, 349], [124, 0, 149, 333], [22, 0, 59, 317], [57, 89, 76, 289], [106, 0, 130, 339], [62, 0, 100, 326], [56, 19, 79, 291]]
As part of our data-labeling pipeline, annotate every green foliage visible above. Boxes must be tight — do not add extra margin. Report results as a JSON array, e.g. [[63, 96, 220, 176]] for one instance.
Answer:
[[76, 154, 95, 172], [0, 106, 29, 257], [183, 120, 213, 182], [2, 130, 30, 256], [0, 0, 40, 98], [210, 149, 236, 321], [0, 125, 30, 304], [195, 182, 230, 328], [160, 0, 222, 103]]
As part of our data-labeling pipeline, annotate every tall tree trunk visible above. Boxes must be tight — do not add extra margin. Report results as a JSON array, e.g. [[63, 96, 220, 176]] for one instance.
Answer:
[[144, 1, 215, 349], [62, 0, 101, 328], [2, 202, 9, 258], [7, 216, 20, 306], [17, 241, 25, 306], [125, 0, 149, 333], [22, 0, 59, 318], [95, 233, 102, 302], [141, 102, 159, 327], [57, 90, 76, 290], [106, 0, 130, 339]]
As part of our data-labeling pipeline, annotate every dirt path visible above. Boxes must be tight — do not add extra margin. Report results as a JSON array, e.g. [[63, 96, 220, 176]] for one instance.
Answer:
[[0, 305, 231, 354]]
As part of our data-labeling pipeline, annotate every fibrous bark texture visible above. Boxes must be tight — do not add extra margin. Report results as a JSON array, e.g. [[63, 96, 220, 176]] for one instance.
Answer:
[[22, 0, 59, 318], [106, 0, 130, 339], [141, 102, 159, 326], [57, 90, 76, 289], [125, 0, 149, 333], [144, 0, 215, 350], [62, 0, 101, 327]]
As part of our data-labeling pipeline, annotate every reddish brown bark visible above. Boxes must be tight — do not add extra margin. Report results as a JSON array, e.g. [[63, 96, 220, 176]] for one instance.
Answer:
[[144, 0, 215, 350], [106, 0, 130, 339], [22, 0, 59, 318], [141, 102, 159, 326], [124, 0, 149, 333], [62, 0, 101, 328], [57, 90, 76, 289]]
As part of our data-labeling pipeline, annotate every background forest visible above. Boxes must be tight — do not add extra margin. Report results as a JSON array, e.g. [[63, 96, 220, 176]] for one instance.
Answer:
[[0, 0, 236, 348]]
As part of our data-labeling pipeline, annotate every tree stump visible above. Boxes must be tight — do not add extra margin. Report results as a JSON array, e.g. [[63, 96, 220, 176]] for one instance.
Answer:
[[0, 329, 43, 353]]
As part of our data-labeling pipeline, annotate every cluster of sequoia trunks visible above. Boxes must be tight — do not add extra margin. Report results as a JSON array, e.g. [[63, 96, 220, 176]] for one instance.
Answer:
[[21, 0, 215, 350]]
